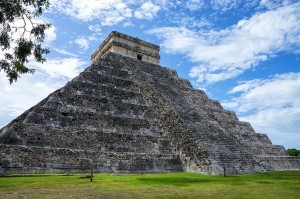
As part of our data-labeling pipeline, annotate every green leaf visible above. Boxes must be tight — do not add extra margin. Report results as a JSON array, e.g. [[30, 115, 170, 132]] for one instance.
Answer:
[[0, 0, 51, 83]]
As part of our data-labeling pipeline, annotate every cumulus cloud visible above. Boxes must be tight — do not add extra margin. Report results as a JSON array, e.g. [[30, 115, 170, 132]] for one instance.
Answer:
[[49, 0, 168, 25], [0, 72, 60, 128], [53, 48, 77, 57], [148, 2, 300, 84], [185, 0, 204, 11], [30, 58, 87, 79], [0, 73, 57, 119], [44, 22, 57, 44], [75, 37, 89, 51], [50, 0, 132, 25], [222, 73, 300, 148], [173, 0, 259, 12], [259, 0, 298, 10], [88, 24, 102, 33], [210, 0, 239, 11], [176, 17, 212, 28], [0, 56, 87, 127], [134, 2, 161, 20]]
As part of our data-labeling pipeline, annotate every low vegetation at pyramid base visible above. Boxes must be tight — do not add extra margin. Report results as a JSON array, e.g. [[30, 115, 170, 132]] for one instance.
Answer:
[[287, 148, 300, 156], [0, 31, 299, 175], [0, 171, 300, 199]]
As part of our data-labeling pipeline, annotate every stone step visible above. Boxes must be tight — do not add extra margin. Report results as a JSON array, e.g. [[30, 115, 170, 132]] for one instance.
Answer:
[[43, 97, 153, 119], [92, 56, 129, 71], [29, 105, 155, 124], [59, 85, 145, 106], [50, 92, 148, 108], [22, 106, 158, 130], [191, 106, 239, 121], [0, 144, 183, 174], [183, 88, 209, 100], [87, 64, 131, 79], [1, 122, 163, 143], [0, 144, 176, 157], [85, 69, 133, 82], [78, 71, 139, 91], [66, 78, 141, 95], [1, 127, 163, 151]]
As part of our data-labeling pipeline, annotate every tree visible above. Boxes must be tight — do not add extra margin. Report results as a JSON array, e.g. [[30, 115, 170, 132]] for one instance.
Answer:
[[287, 148, 300, 156], [0, 0, 51, 84]]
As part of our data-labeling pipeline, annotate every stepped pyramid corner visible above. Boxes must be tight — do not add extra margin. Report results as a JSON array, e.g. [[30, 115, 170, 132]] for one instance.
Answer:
[[0, 31, 299, 175]]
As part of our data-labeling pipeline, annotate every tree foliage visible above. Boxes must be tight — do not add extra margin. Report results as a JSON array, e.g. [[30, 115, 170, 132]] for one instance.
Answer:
[[0, 0, 51, 83], [287, 148, 300, 156]]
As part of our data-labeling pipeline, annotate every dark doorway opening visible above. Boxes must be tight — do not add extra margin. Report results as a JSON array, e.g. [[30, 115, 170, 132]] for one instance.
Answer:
[[137, 54, 143, 60]]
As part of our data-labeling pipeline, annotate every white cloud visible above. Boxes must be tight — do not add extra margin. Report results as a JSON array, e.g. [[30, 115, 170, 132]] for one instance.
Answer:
[[50, 0, 164, 24], [134, 2, 160, 20], [123, 21, 134, 27], [186, 0, 204, 11], [53, 48, 77, 57], [176, 17, 212, 28], [88, 24, 102, 33], [171, 0, 259, 12], [210, 0, 239, 11], [88, 34, 99, 42], [259, 0, 298, 10], [32, 58, 86, 79], [224, 73, 300, 112], [44, 23, 57, 44], [149, 2, 300, 84], [75, 37, 89, 51], [0, 56, 86, 127], [222, 72, 300, 148], [0, 72, 59, 126], [50, 0, 132, 26]]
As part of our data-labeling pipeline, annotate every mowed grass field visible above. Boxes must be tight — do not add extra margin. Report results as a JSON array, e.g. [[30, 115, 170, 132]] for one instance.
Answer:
[[0, 171, 299, 199]]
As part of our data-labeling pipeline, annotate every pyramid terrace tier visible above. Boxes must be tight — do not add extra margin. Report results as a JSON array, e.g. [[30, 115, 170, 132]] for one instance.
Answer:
[[0, 145, 182, 174], [74, 71, 140, 92], [1, 126, 172, 155], [41, 96, 156, 121], [62, 82, 145, 105]]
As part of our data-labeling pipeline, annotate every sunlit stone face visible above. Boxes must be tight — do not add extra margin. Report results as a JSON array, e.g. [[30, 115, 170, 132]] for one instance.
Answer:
[[91, 31, 160, 64]]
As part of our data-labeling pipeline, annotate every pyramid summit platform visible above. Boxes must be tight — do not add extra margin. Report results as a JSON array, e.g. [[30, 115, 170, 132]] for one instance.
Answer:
[[1, 31, 299, 175]]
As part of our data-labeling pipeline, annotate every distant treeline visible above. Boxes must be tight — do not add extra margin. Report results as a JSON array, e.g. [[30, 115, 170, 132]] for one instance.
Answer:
[[287, 149, 300, 156]]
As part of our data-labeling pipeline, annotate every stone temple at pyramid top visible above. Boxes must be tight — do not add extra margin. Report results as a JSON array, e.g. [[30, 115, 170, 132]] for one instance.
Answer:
[[91, 31, 160, 64]]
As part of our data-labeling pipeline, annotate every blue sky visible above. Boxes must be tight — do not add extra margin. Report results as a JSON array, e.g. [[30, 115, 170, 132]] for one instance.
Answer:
[[0, 0, 299, 149]]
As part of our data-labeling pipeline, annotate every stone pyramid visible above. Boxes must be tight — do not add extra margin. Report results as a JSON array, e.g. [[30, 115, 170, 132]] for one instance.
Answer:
[[1, 31, 299, 175]]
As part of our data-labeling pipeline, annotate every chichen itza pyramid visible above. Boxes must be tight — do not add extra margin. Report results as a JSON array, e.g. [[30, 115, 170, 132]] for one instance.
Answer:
[[1, 31, 299, 175]]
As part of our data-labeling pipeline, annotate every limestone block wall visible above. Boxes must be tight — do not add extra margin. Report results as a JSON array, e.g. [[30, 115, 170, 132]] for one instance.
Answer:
[[91, 31, 160, 64], [108, 45, 159, 65], [0, 145, 182, 175]]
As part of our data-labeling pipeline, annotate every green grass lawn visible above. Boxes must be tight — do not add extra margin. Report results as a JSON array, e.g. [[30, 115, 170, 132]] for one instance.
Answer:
[[0, 171, 299, 199]]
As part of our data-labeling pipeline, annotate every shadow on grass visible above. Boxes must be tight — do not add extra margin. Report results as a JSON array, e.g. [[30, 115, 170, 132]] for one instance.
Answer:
[[137, 176, 211, 186], [0, 174, 74, 178]]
